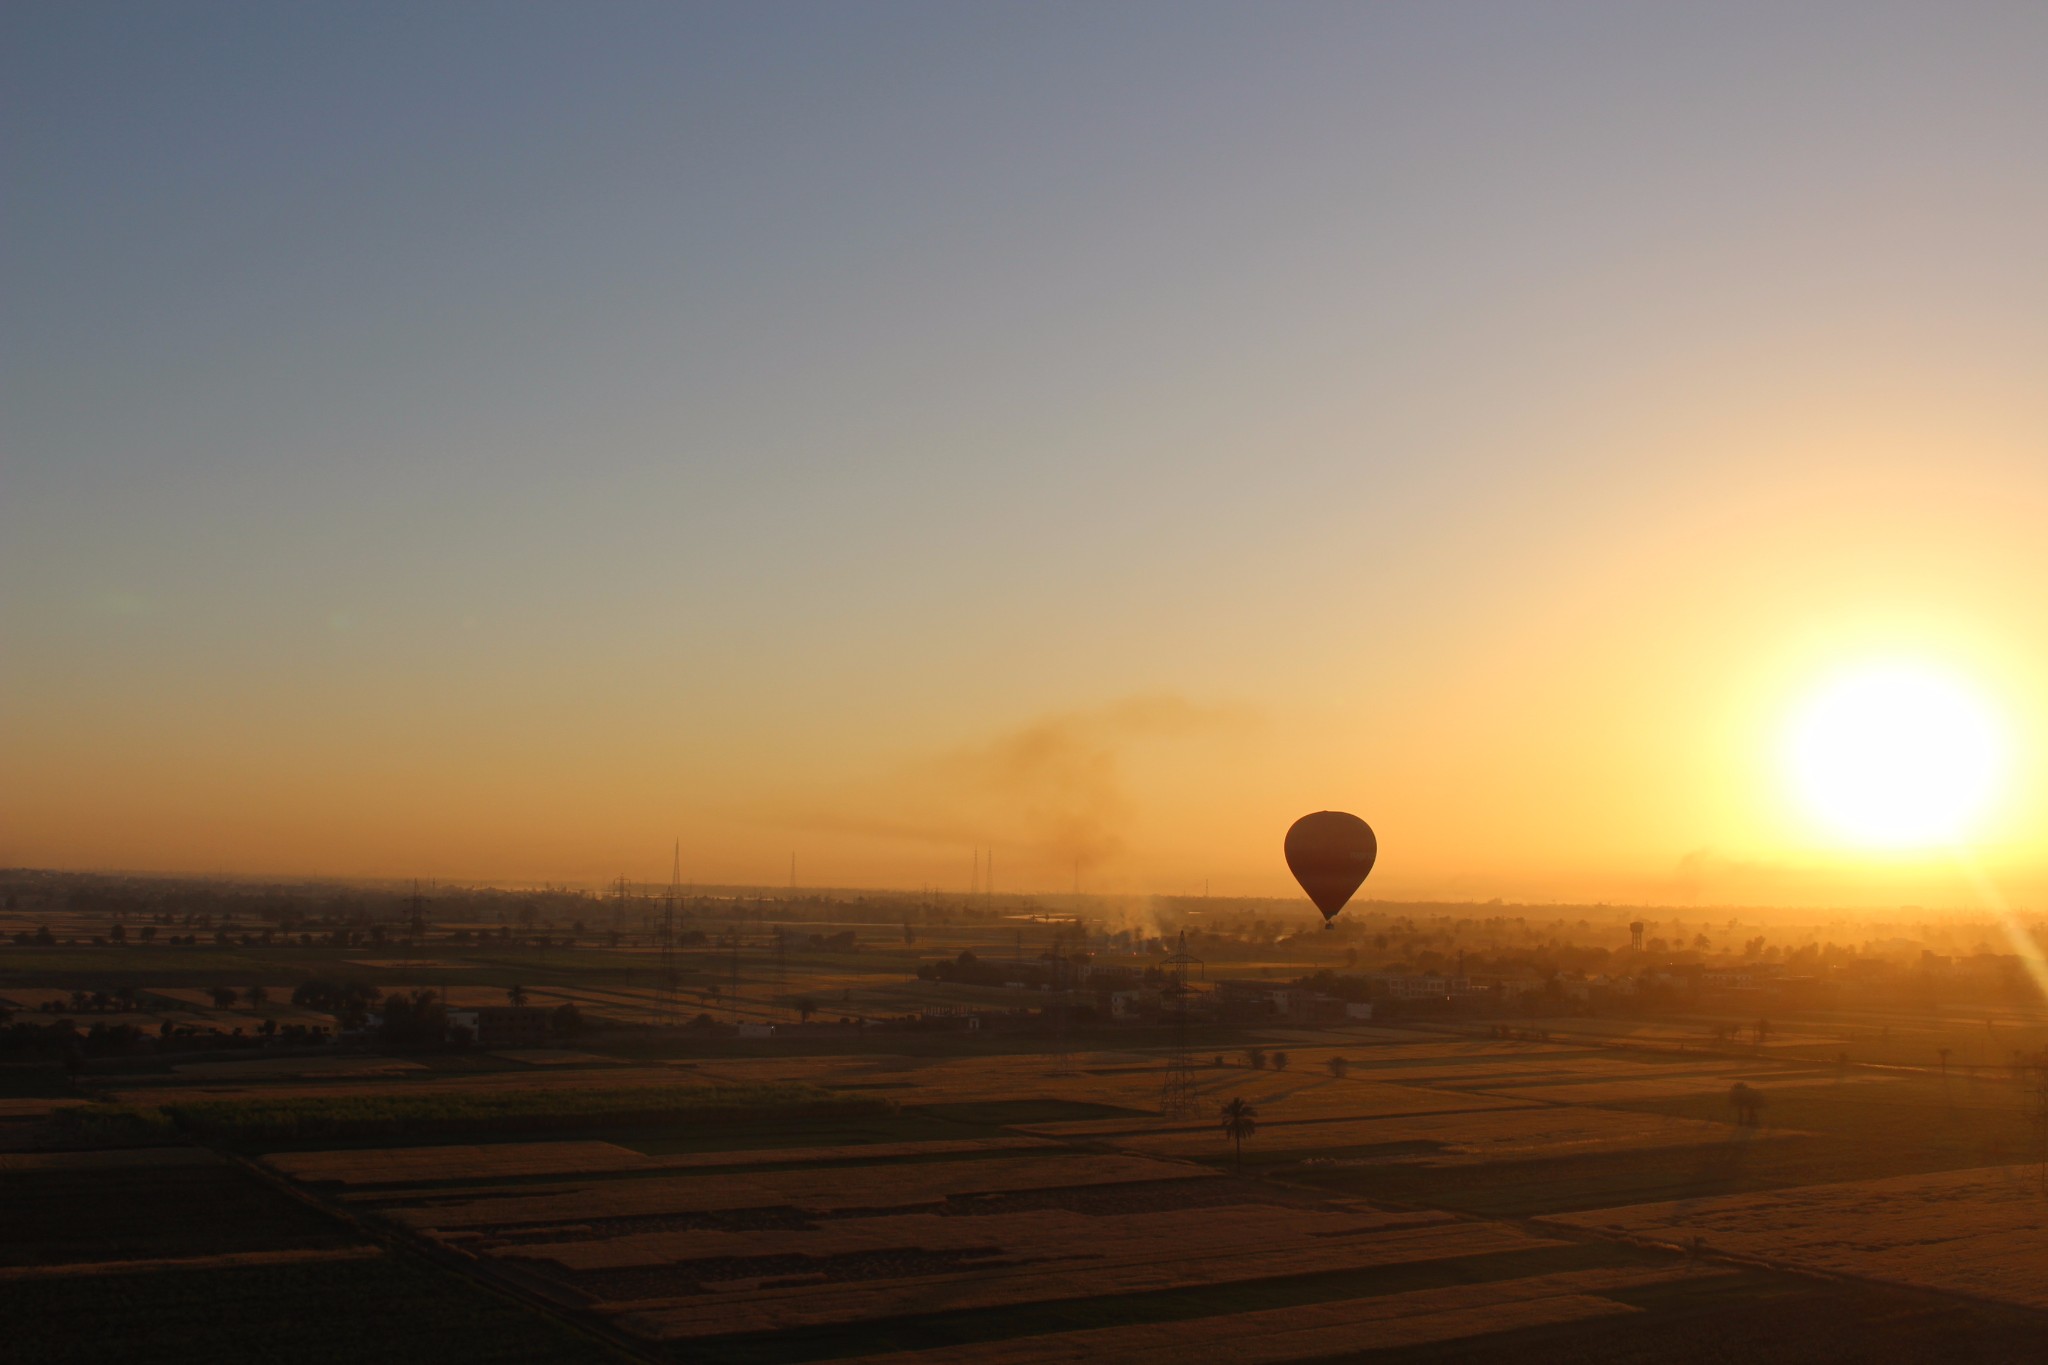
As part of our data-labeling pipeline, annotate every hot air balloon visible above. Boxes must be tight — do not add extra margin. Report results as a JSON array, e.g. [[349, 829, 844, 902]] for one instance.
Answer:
[[1285, 811, 1376, 928]]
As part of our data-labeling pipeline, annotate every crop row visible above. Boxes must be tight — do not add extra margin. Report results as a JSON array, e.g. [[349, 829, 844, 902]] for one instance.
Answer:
[[1112, 1105, 1773, 1162], [272, 1134, 1058, 1186], [54, 1082, 888, 1144], [834, 1265, 1724, 1365], [506, 1201, 1425, 1272], [617, 1219, 1555, 1337], [389, 1153, 1207, 1230]]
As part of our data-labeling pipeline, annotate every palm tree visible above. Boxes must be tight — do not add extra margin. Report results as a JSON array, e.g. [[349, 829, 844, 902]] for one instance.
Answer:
[[1220, 1096, 1258, 1172], [506, 983, 529, 1007]]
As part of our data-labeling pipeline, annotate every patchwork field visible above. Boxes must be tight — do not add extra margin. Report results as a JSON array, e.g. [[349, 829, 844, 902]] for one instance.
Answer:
[[831, 1265, 1732, 1365], [0, 1113, 646, 1362], [10, 898, 2048, 1364], [618, 1220, 1565, 1342], [257, 1131, 1629, 1357], [1549, 1164, 2048, 1310]]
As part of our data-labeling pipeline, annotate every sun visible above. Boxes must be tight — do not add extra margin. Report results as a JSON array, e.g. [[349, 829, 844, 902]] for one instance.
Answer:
[[1785, 662, 2006, 849]]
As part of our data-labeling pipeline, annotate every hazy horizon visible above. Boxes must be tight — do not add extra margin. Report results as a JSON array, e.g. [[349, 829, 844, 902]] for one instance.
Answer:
[[7, 860, 2043, 926]]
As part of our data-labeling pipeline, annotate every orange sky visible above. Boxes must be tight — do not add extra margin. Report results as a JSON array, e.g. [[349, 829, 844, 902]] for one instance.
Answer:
[[6, 6, 2046, 907]]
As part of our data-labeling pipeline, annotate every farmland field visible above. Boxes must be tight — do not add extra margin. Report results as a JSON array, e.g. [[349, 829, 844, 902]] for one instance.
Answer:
[[0, 1139, 629, 1364], [1107, 1105, 1791, 1165], [0, 1255, 632, 1365], [8, 883, 2048, 1362], [1549, 1164, 2048, 1310]]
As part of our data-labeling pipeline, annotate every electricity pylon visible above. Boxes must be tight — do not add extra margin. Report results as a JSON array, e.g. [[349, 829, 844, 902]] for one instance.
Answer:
[[1160, 929, 1204, 1118], [1049, 922, 1074, 1074], [659, 843, 681, 1026]]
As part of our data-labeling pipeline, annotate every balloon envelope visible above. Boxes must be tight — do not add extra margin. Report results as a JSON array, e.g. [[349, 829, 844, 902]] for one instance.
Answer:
[[1284, 811, 1377, 921]]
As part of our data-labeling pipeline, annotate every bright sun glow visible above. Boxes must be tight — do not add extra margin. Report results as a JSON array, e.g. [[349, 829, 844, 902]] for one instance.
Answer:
[[1786, 662, 2006, 849]]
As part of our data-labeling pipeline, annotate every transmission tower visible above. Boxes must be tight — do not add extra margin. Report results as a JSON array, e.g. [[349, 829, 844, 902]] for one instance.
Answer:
[[1160, 929, 1205, 1118], [612, 875, 631, 942], [395, 879, 427, 978], [727, 927, 743, 1026], [1048, 922, 1073, 1074], [658, 842, 681, 1026]]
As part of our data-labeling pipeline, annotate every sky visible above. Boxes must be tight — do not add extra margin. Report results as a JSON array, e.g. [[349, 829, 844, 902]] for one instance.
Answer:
[[5, 2, 2047, 906]]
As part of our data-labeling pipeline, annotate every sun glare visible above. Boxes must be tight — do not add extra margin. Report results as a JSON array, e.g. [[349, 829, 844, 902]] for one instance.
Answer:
[[1785, 662, 2006, 849]]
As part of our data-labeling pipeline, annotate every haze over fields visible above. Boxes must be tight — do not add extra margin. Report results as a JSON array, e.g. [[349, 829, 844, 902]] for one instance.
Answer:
[[6, 3, 2048, 912]]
